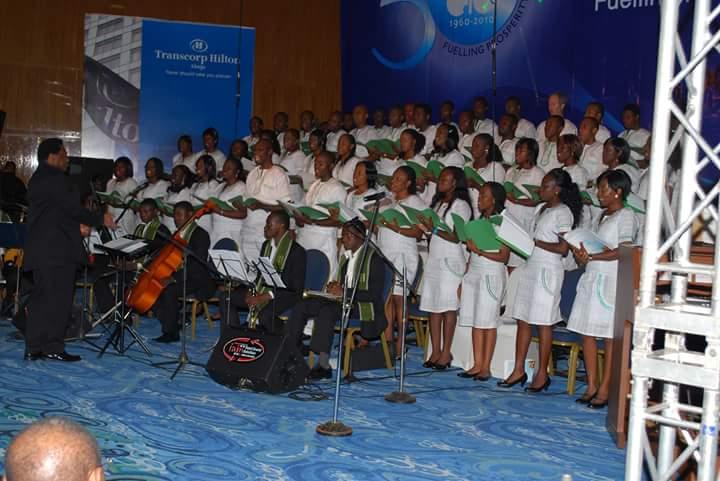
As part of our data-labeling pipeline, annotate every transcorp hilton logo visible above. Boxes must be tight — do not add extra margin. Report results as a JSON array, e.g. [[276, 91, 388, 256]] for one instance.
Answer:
[[190, 38, 208, 53], [372, 0, 528, 70]]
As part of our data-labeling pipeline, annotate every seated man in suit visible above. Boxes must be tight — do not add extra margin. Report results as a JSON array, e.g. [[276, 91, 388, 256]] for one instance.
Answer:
[[152, 201, 213, 342], [219, 210, 305, 333], [286, 218, 387, 380]]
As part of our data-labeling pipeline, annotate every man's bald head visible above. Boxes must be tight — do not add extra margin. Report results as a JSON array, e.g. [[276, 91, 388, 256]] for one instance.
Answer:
[[3, 417, 104, 481]]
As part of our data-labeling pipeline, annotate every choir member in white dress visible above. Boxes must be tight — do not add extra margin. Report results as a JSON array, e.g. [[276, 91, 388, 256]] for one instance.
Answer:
[[603, 137, 640, 191], [417, 167, 474, 370], [377, 166, 426, 356], [345, 161, 379, 213], [299, 110, 315, 143], [496, 113, 519, 166], [273, 112, 289, 156], [295, 151, 347, 278], [618, 104, 651, 166], [399, 129, 435, 206], [137, 158, 170, 218], [431, 124, 465, 168], [228, 139, 254, 176], [584, 102, 611, 143], [437, 100, 459, 130], [536, 92, 578, 142], [558, 135, 592, 229], [279, 129, 309, 202], [504, 138, 546, 267], [457, 182, 510, 380], [191, 154, 221, 234], [162, 165, 193, 231], [302, 129, 325, 189], [325, 111, 347, 153], [197, 127, 226, 174], [105, 157, 138, 237], [413, 104, 437, 156], [172, 134, 197, 171], [471, 96, 497, 136], [242, 116, 263, 150], [241, 139, 292, 262], [350, 105, 379, 158], [333, 134, 362, 187], [467, 134, 506, 218], [536, 115, 564, 173], [499, 168, 583, 392], [505, 96, 536, 140], [458, 111, 478, 154], [259, 129, 283, 165], [209, 157, 247, 248], [579, 117, 607, 183], [567, 170, 638, 408]]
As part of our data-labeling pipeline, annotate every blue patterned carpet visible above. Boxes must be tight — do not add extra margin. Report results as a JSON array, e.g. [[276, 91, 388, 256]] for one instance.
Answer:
[[0, 316, 626, 481]]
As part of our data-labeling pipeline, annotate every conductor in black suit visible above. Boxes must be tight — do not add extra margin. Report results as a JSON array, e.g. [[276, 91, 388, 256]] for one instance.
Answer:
[[219, 210, 306, 333], [24, 138, 115, 361], [151, 201, 214, 343]]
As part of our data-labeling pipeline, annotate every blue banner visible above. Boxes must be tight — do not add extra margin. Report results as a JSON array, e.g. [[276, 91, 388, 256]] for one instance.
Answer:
[[139, 19, 255, 168]]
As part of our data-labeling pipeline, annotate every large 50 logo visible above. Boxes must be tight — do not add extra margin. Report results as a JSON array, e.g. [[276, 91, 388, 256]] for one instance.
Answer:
[[372, 0, 522, 70]]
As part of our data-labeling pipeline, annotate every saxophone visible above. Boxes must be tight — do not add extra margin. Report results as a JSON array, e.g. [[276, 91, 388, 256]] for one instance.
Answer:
[[247, 282, 260, 328]]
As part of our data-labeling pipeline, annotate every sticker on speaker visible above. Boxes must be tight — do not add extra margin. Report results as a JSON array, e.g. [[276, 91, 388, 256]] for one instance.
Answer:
[[223, 337, 266, 362]]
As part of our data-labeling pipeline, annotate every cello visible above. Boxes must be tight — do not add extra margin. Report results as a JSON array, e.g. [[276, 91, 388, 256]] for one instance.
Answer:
[[126, 200, 216, 314]]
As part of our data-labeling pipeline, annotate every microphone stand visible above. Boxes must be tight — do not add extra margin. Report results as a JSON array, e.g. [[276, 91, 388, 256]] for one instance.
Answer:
[[317, 200, 382, 437], [114, 182, 148, 225]]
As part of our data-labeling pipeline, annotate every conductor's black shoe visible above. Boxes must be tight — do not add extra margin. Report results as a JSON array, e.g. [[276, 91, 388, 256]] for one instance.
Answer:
[[153, 333, 180, 343], [43, 352, 81, 362], [23, 351, 41, 361], [308, 366, 332, 380]]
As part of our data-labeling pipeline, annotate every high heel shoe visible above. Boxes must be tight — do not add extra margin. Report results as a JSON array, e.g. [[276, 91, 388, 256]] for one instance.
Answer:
[[588, 397, 608, 409], [525, 377, 552, 393], [457, 371, 477, 378], [575, 391, 597, 404], [473, 373, 491, 381], [432, 361, 451, 370], [422, 360, 436, 369], [497, 373, 528, 388]]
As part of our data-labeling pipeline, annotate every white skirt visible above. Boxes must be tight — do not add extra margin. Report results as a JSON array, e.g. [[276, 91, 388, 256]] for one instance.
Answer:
[[509, 260, 564, 326], [419, 255, 465, 313], [458, 262, 507, 328], [385, 250, 418, 296], [567, 265, 617, 338]]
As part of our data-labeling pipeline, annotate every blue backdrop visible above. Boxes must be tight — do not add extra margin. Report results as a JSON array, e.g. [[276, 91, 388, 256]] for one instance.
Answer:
[[139, 19, 255, 168], [341, 0, 715, 137]]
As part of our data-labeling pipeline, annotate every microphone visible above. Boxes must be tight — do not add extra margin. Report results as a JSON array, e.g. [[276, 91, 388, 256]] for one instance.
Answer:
[[129, 181, 150, 197], [363, 191, 386, 202]]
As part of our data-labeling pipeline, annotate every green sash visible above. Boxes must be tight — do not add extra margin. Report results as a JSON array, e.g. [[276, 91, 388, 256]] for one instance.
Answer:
[[133, 217, 162, 240], [255, 232, 293, 295], [337, 247, 375, 321]]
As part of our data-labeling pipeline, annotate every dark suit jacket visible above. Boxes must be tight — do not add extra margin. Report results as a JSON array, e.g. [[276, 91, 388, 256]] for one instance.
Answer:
[[24, 163, 102, 270], [338, 249, 387, 338], [174, 225, 213, 299], [259, 239, 306, 310]]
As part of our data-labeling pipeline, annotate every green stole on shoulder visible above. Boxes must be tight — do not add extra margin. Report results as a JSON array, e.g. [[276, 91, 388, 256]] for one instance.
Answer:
[[337, 247, 375, 321], [133, 217, 162, 240]]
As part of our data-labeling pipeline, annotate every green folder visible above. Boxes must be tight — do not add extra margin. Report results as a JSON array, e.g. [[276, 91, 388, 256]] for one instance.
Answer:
[[624, 192, 646, 214], [580, 190, 601, 207], [465, 218, 502, 251], [522, 184, 541, 201], [463, 166, 485, 186], [300, 141, 311, 156], [377, 174, 393, 187], [97, 191, 125, 207], [401, 205, 450, 232], [406, 161, 428, 178], [381, 208, 411, 227], [451, 213, 467, 242], [504, 181, 531, 199], [297, 206, 330, 220], [206, 197, 237, 211], [155, 199, 175, 216], [366, 139, 400, 156], [426, 160, 445, 179]]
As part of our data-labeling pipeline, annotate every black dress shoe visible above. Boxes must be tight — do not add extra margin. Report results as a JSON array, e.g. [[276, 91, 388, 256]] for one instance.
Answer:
[[43, 352, 81, 362], [497, 372, 528, 388], [153, 333, 180, 343], [575, 391, 597, 404], [24, 351, 41, 361], [525, 377, 552, 393], [308, 366, 332, 380]]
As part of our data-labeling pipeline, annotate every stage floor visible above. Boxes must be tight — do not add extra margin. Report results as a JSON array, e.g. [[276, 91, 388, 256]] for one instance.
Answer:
[[0, 318, 626, 481]]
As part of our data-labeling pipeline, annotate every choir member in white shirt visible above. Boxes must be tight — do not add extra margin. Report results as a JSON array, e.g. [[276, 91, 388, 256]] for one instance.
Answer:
[[325, 111, 346, 153], [350, 104, 379, 158], [537, 115, 564, 172], [295, 151, 347, 278], [467, 134, 506, 218], [273, 112, 289, 155], [377, 166, 426, 356], [197, 127, 226, 173], [386, 105, 405, 143], [138, 157, 170, 204], [496, 113, 519, 166], [191, 154, 221, 234], [209, 157, 247, 248], [228, 139, 254, 176], [505, 96, 536, 139], [105, 157, 138, 236], [403, 103, 416, 129], [603, 137, 640, 191], [413, 104, 437, 156], [431, 124, 465, 168], [259, 129, 282, 165], [579, 117, 607, 183], [536, 91, 578, 142], [567, 170, 639, 408], [172, 134, 196, 171], [584, 101, 611, 143], [471, 96, 497, 136], [618, 103, 651, 166], [345, 161, 380, 212], [299, 110, 315, 143], [417, 167, 474, 370], [399, 129, 434, 205], [371, 107, 391, 140], [333, 134, 362, 186], [437, 100, 459, 130], [303, 129, 326, 188], [241, 139, 292, 262], [242, 116, 263, 150], [162, 165, 193, 231], [279, 128, 309, 202], [558, 135, 590, 189], [499, 168, 583, 392], [458, 111, 477, 154]]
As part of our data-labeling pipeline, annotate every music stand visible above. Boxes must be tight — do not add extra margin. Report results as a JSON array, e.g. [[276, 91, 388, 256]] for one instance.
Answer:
[[96, 239, 153, 357], [253, 257, 286, 328]]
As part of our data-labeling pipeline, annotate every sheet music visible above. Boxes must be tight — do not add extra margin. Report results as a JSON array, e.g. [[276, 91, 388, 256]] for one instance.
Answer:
[[257, 256, 287, 289], [102, 237, 149, 254], [209, 250, 250, 282]]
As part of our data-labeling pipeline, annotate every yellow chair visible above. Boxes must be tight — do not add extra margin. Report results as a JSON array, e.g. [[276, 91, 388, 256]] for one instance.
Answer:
[[186, 298, 213, 339]]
